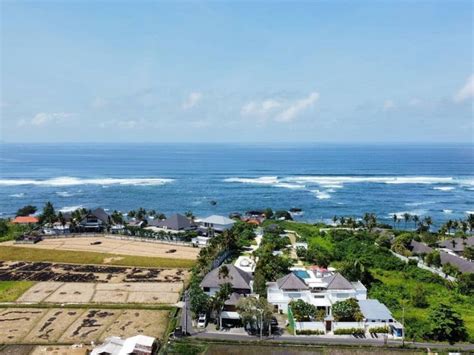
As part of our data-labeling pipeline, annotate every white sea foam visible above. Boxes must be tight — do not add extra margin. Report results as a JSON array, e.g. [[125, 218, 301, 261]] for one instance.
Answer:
[[466, 211, 474, 215], [390, 209, 427, 219], [443, 209, 453, 214], [433, 186, 455, 191], [285, 176, 454, 185], [9, 193, 25, 198], [224, 176, 279, 185], [56, 191, 74, 197], [405, 201, 434, 206], [0, 177, 174, 187], [311, 189, 331, 200], [274, 183, 305, 190], [58, 205, 83, 212]]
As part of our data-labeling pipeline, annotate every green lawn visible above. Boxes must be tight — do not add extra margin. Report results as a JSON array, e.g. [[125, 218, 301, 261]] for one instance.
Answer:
[[0, 246, 195, 268], [0, 281, 35, 302]]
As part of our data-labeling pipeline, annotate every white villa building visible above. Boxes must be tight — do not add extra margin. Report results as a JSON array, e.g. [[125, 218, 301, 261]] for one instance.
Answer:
[[199, 215, 236, 232], [267, 267, 367, 315]]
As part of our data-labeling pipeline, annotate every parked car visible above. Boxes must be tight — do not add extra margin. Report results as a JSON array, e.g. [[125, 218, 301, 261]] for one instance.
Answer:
[[90, 241, 102, 245], [197, 313, 207, 328]]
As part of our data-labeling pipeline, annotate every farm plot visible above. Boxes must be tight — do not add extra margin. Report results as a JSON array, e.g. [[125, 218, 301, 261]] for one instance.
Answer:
[[23, 309, 86, 343], [99, 309, 169, 341], [0, 308, 169, 344], [0, 260, 190, 283], [17, 281, 182, 305], [0, 308, 47, 343]]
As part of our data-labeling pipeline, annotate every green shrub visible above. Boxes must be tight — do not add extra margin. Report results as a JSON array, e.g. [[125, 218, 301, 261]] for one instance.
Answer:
[[334, 327, 365, 335], [369, 326, 389, 334], [296, 329, 325, 335]]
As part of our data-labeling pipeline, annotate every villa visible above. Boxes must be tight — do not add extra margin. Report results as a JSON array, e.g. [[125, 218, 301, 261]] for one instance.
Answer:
[[201, 264, 253, 327], [266, 267, 366, 315], [199, 215, 236, 233], [79, 208, 111, 232], [91, 335, 157, 355], [147, 213, 195, 233]]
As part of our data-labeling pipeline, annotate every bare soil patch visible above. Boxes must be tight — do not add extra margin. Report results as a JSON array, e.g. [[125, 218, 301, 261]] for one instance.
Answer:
[[3, 237, 199, 260], [0, 308, 47, 343]]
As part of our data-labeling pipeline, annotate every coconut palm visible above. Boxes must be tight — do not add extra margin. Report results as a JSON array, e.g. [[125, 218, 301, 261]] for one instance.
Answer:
[[403, 213, 411, 229], [393, 214, 398, 229], [412, 215, 420, 229], [467, 214, 474, 233]]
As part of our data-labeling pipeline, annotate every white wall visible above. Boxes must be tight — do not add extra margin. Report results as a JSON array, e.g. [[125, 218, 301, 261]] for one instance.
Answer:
[[333, 321, 364, 330]]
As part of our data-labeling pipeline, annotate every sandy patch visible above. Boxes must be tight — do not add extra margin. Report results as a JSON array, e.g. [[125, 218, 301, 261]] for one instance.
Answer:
[[3, 236, 199, 260], [17, 282, 63, 303], [44, 283, 95, 303]]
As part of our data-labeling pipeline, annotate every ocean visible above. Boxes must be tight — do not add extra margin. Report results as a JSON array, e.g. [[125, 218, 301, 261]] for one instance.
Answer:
[[0, 143, 473, 228]]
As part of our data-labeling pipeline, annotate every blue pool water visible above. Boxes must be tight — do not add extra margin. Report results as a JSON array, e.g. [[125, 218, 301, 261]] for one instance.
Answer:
[[293, 270, 311, 279]]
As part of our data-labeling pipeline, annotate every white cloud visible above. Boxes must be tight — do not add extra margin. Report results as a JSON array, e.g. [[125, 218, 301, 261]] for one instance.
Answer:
[[241, 99, 281, 116], [275, 92, 320, 122], [453, 74, 474, 103], [30, 112, 75, 126], [383, 100, 396, 111], [182, 92, 202, 110]]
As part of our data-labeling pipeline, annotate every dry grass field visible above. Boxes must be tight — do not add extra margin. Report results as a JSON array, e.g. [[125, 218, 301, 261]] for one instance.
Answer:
[[16, 281, 182, 304], [0, 308, 169, 344], [2, 236, 199, 260]]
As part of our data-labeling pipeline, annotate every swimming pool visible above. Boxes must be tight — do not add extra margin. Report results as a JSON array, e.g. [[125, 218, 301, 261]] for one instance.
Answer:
[[293, 270, 310, 279]]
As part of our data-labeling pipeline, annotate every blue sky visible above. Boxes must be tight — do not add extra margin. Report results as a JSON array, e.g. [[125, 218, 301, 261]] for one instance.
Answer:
[[1, 0, 473, 143]]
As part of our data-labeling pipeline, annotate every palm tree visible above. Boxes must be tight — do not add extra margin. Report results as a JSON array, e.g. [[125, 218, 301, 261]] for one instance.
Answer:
[[218, 265, 230, 280], [393, 214, 398, 229], [340, 216, 346, 226], [424, 216, 432, 232], [467, 214, 474, 233], [403, 213, 411, 229], [412, 215, 420, 230], [332, 215, 338, 226], [446, 219, 454, 235]]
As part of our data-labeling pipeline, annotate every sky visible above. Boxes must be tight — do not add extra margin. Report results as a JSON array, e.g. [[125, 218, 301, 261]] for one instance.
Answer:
[[0, 0, 473, 143]]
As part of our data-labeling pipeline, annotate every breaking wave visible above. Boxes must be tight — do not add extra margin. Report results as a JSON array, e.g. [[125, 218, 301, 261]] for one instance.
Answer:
[[433, 186, 455, 191], [0, 177, 174, 187], [58, 205, 84, 213], [9, 193, 25, 198]]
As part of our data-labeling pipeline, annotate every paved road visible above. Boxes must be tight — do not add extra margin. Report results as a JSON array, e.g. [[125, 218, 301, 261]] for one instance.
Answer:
[[193, 331, 474, 351]]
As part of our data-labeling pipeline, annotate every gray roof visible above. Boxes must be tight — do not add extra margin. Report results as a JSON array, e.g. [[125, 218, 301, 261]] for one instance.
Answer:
[[324, 273, 354, 290], [358, 299, 393, 321], [438, 237, 474, 253], [277, 273, 308, 290], [410, 240, 433, 255], [200, 264, 252, 290], [224, 292, 243, 306], [440, 251, 474, 273], [200, 215, 236, 225], [156, 214, 194, 230], [90, 208, 110, 223]]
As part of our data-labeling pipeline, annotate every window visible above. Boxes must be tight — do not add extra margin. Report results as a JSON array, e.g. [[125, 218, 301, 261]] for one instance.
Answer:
[[203, 287, 210, 292]]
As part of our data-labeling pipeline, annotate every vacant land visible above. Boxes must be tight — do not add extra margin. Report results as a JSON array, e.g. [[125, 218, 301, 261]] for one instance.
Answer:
[[17, 281, 182, 305], [3, 236, 199, 259], [0, 308, 169, 344], [0, 281, 35, 302], [0, 245, 195, 268]]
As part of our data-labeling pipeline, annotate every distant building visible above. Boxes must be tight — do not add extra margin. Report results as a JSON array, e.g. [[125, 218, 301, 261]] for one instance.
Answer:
[[148, 213, 195, 233], [11, 216, 39, 224], [199, 215, 236, 232], [438, 236, 474, 257], [91, 335, 157, 355], [79, 208, 110, 232], [43, 222, 71, 235]]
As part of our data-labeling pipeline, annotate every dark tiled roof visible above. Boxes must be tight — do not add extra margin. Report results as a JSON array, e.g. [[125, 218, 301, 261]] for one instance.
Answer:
[[440, 252, 474, 273], [224, 292, 244, 306], [438, 237, 474, 253], [410, 240, 433, 255], [90, 208, 110, 223], [156, 214, 193, 230], [276, 273, 308, 290], [324, 273, 354, 290], [200, 264, 252, 290]]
